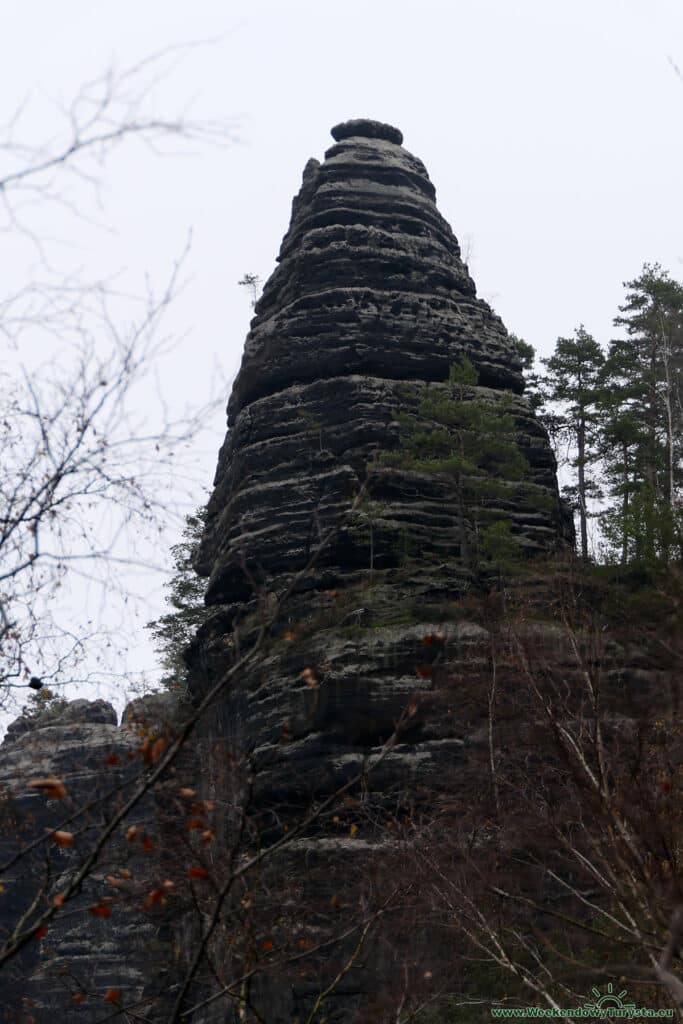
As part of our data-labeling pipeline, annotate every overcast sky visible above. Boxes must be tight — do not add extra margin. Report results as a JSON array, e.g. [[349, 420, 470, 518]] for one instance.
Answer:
[[2, 0, 682, 723]]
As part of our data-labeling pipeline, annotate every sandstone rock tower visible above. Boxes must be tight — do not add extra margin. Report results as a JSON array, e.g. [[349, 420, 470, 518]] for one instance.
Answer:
[[0, 120, 571, 1024], [196, 118, 566, 613], [183, 120, 570, 1020]]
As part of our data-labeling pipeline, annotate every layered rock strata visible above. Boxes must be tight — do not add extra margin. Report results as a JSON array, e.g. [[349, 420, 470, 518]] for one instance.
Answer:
[[0, 696, 188, 1022], [0, 120, 589, 1023], [184, 120, 574, 1020], [0, 623, 676, 1022], [197, 119, 569, 609]]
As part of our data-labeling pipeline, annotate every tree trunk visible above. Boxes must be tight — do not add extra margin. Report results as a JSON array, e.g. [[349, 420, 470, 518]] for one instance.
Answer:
[[660, 318, 675, 511], [577, 414, 588, 560], [621, 446, 630, 566]]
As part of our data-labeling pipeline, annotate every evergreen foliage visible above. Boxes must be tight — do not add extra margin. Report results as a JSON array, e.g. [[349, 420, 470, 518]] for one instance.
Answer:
[[542, 326, 605, 560], [146, 507, 210, 693], [510, 333, 545, 414], [22, 688, 68, 721], [383, 356, 526, 568], [527, 264, 682, 568], [478, 518, 522, 568], [601, 264, 683, 565]]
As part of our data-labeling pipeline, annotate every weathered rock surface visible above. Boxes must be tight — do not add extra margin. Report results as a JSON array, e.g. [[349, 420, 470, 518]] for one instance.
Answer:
[[0, 624, 675, 1022], [0, 696, 187, 1022], [190, 117, 571, 836], [8, 121, 670, 1023], [182, 120, 578, 1020], [198, 119, 570, 609]]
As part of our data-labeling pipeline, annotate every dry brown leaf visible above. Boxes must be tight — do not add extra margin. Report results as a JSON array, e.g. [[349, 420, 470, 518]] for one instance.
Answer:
[[422, 632, 446, 646], [150, 737, 166, 763], [89, 903, 111, 918], [143, 888, 165, 910], [29, 776, 67, 799], [50, 830, 74, 847], [187, 866, 209, 879]]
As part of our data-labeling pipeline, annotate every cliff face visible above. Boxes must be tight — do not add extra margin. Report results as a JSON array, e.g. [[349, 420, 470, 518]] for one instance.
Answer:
[[182, 120, 573, 1020], [190, 117, 569, 776], [0, 696, 185, 1022], [0, 121, 589, 1024], [196, 119, 569, 610], [0, 634, 675, 1023]]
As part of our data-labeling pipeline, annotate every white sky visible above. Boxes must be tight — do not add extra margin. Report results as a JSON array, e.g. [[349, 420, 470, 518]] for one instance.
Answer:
[[2, 0, 682, 724]]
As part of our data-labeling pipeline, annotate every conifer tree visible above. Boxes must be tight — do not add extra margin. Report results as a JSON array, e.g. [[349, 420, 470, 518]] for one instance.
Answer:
[[542, 326, 605, 560], [597, 396, 648, 565], [603, 264, 683, 564], [510, 333, 546, 416], [146, 507, 210, 692]]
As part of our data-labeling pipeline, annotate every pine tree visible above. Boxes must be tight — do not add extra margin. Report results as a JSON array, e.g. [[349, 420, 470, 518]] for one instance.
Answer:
[[602, 264, 683, 565], [510, 333, 545, 414], [146, 507, 210, 692], [597, 399, 647, 565], [542, 326, 605, 560]]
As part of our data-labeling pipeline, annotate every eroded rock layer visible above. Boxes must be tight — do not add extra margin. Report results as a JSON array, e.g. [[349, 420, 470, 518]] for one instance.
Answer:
[[197, 119, 569, 607], [0, 122, 582, 1024], [183, 122, 574, 1020], [0, 696, 193, 1022]]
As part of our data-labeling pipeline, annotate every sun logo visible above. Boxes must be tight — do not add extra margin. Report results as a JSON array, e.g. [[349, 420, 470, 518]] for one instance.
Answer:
[[584, 982, 635, 1012]]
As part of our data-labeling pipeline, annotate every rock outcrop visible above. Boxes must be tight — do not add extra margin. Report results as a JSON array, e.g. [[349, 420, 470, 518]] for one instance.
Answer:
[[196, 118, 570, 611], [182, 120, 575, 1020], [6, 120, 641, 1024], [0, 696, 186, 1022], [1, 621, 677, 1022], [191, 117, 570, 774]]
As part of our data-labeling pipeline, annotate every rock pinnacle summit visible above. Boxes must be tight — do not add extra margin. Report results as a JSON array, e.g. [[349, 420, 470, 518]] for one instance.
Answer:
[[195, 119, 568, 608]]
